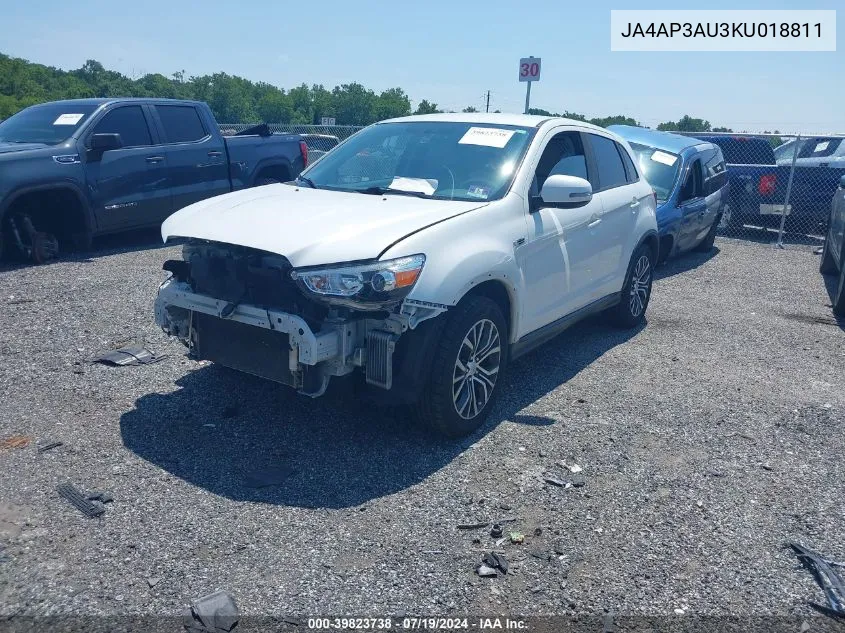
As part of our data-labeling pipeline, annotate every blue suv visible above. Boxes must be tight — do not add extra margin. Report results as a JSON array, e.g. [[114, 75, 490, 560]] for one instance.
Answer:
[[609, 126, 728, 262]]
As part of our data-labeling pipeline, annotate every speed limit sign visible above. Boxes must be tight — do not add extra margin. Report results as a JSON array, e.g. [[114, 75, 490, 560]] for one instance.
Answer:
[[518, 57, 541, 82]]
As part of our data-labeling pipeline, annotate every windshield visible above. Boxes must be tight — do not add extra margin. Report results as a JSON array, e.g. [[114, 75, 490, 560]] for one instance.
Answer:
[[629, 142, 681, 203], [300, 121, 535, 202], [0, 103, 98, 145]]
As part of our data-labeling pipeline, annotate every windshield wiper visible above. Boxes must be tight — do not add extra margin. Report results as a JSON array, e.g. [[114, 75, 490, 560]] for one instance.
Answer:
[[358, 186, 430, 198], [296, 175, 317, 188]]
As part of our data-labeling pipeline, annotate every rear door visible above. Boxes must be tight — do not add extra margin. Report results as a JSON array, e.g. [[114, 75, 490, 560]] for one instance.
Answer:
[[583, 133, 643, 290], [85, 104, 170, 231], [701, 148, 728, 233], [150, 104, 229, 215]]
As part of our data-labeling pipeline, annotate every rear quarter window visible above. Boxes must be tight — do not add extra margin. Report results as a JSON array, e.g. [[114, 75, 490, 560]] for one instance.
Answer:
[[156, 105, 207, 143]]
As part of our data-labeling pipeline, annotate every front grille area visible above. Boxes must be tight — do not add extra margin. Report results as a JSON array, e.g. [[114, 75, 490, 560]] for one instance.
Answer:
[[183, 241, 328, 327], [193, 312, 295, 386]]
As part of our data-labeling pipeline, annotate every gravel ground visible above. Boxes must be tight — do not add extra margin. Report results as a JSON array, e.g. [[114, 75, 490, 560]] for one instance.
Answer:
[[0, 235, 843, 625]]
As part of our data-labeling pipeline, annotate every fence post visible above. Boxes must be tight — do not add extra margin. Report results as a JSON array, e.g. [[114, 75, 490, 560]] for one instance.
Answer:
[[776, 134, 800, 249]]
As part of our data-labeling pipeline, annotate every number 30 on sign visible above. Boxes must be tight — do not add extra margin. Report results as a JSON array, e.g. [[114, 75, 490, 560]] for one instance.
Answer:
[[518, 57, 541, 82]]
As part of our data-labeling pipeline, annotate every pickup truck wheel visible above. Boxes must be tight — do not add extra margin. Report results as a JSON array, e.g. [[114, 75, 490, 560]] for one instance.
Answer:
[[833, 264, 845, 317], [608, 244, 654, 329], [420, 297, 507, 438]]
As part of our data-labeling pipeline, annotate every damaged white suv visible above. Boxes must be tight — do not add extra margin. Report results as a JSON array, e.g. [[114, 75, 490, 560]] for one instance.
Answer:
[[155, 114, 658, 437]]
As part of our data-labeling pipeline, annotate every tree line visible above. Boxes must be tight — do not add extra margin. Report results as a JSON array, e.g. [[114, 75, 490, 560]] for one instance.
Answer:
[[2, 52, 749, 133]]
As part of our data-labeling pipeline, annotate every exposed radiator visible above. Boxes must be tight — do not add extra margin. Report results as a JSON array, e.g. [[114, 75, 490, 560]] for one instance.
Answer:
[[365, 330, 397, 390]]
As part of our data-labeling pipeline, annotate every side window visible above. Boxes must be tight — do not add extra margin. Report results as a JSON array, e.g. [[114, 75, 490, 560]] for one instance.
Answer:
[[92, 106, 152, 148], [679, 158, 704, 202], [799, 137, 842, 159], [617, 142, 639, 183], [587, 134, 628, 191], [156, 105, 207, 143], [531, 131, 589, 195], [703, 149, 727, 195]]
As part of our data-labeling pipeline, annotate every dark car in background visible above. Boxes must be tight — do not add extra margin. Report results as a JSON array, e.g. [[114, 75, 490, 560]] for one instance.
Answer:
[[820, 174, 845, 315], [0, 98, 308, 263], [609, 125, 727, 262]]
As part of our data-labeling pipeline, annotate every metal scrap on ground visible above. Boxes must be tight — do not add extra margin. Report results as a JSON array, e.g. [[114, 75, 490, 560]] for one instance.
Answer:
[[57, 482, 105, 518], [37, 441, 63, 453], [789, 542, 845, 620], [94, 346, 166, 366]]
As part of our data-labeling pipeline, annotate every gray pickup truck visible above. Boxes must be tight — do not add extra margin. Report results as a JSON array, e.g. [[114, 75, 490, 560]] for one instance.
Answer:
[[0, 98, 307, 263]]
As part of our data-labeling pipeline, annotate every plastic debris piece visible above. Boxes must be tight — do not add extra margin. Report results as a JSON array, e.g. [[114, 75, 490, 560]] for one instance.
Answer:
[[569, 464, 583, 474], [475, 564, 498, 578], [789, 542, 845, 619], [510, 532, 525, 544], [57, 483, 105, 518], [490, 552, 508, 574], [37, 441, 63, 453], [490, 524, 503, 538], [95, 346, 166, 366], [147, 577, 162, 588], [544, 476, 566, 487], [1, 435, 31, 450], [457, 521, 488, 530], [183, 589, 239, 633], [87, 491, 114, 504]]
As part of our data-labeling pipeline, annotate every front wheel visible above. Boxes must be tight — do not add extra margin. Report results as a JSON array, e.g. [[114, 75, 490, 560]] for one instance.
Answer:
[[608, 243, 654, 329], [419, 297, 507, 438]]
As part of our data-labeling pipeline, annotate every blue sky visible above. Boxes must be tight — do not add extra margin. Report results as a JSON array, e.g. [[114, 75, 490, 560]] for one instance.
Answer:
[[4, 0, 842, 132]]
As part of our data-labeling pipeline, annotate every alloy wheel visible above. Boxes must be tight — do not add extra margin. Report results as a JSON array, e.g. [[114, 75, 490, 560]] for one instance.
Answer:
[[629, 255, 651, 317], [452, 318, 501, 420]]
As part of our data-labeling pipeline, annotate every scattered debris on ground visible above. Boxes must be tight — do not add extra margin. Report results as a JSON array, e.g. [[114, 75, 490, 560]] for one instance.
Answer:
[[509, 531, 525, 544], [789, 542, 845, 620], [1, 435, 31, 450], [544, 475, 566, 487], [475, 563, 497, 578], [37, 441, 63, 453], [490, 523, 503, 538], [457, 521, 488, 530], [86, 490, 114, 504], [57, 483, 105, 518], [183, 589, 240, 633], [95, 346, 166, 366]]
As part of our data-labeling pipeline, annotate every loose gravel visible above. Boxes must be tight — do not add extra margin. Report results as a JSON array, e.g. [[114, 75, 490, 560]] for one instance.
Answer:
[[0, 235, 843, 622]]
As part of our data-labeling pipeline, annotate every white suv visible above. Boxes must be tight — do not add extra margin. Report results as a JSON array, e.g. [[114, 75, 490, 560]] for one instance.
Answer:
[[155, 114, 658, 437]]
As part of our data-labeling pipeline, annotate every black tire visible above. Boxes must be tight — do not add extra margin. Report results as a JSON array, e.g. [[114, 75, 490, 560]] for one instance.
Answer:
[[694, 215, 720, 252], [30, 232, 59, 265], [833, 262, 845, 317], [608, 243, 654, 329], [418, 296, 507, 438], [820, 209, 838, 275]]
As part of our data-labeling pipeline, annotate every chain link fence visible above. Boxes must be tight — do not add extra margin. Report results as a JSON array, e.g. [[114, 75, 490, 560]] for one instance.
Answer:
[[666, 131, 845, 248], [222, 123, 844, 249]]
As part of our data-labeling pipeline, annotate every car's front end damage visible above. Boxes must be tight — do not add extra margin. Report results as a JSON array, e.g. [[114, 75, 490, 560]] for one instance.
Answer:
[[155, 240, 447, 399]]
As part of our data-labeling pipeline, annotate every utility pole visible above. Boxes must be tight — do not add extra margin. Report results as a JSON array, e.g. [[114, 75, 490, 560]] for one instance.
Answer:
[[485, 90, 490, 113]]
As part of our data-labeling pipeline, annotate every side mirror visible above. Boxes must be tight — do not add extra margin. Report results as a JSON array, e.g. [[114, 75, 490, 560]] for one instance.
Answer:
[[536, 174, 592, 210], [90, 133, 122, 152]]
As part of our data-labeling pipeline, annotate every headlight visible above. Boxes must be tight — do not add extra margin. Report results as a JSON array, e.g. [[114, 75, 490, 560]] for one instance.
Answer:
[[291, 255, 425, 308]]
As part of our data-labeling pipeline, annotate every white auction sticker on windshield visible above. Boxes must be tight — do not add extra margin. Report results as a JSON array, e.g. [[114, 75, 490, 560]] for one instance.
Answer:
[[458, 127, 516, 148], [53, 113, 84, 126], [651, 150, 677, 166], [814, 141, 830, 153], [389, 177, 437, 195]]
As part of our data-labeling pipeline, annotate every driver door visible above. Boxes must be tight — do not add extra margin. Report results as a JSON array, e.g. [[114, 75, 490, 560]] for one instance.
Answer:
[[518, 130, 603, 334]]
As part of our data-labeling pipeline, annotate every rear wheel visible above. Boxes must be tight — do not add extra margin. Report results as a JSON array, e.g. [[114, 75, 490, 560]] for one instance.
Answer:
[[833, 264, 845, 317], [419, 297, 507, 438], [608, 243, 654, 329], [695, 215, 720, 252], [820, 210, 838, 275]]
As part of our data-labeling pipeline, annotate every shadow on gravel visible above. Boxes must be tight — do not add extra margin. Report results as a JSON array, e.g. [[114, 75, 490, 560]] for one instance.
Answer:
[[121, 315, 639, 509], [0, 228, 175, 272], [655, 247, 719, 280], [821, 273, 845, 332]]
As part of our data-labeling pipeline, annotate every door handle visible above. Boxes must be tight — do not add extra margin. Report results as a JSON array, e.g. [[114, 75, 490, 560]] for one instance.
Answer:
[[207, 150, 223, 157], [588, 217, 602, 228], [145, 156, 164, 164], [630, 197, 640, 208]]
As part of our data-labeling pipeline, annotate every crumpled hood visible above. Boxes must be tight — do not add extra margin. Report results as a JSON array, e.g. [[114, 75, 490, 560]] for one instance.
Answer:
[[0, 142, 49, 155], [161, 184, 488, 267]]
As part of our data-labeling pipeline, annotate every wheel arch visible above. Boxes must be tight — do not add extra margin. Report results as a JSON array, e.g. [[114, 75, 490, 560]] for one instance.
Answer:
[[0, 181, 95, 236]]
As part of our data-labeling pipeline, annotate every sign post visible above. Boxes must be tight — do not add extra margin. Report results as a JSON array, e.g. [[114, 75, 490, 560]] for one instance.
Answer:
[[518, 56, 541, 114]]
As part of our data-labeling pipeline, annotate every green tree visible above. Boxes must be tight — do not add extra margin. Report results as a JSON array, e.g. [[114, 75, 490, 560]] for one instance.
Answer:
[[374, 88, 411, 121], [590, 115, 639, 128], [462, 106, 478, 113], [414, 99, 439, 115], [332, 83, 377, 125], [657, 115, 711, 133]]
